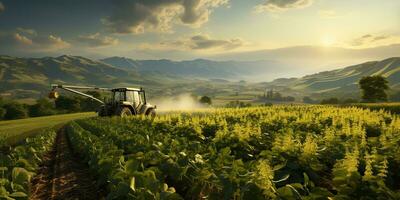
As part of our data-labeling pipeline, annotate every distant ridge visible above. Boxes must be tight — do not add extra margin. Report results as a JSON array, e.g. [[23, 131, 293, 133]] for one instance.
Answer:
[[101, 57, 286, 80], [1, 55, 399, 100], [270, 57, 400, 93]]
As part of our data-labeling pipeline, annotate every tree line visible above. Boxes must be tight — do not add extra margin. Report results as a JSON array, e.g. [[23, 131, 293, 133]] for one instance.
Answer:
[[259, 89, 296, 102], [0, 91, 102, 120]]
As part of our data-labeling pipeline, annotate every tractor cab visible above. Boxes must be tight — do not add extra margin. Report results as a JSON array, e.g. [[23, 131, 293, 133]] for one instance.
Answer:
[[104, 87, 156, 117], [110, 87, 146, 109]]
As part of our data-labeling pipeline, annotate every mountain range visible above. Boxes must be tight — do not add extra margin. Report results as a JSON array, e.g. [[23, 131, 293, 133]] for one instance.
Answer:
[[101, 57, 289, 81], [0, 54, 399, 101]]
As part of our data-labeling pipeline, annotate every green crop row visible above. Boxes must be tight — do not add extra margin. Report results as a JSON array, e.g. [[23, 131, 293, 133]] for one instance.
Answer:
[[348, 103, 400, 114], [65, 122, 182, 199], [67, 105, 400, 199], [0, 129, 56, 199]]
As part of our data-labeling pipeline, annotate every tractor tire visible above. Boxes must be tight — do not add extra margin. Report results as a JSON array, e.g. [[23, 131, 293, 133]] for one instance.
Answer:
[[146, 109, 156, 120], [116, 107, 132, 117], [98, 107, 107, 117]]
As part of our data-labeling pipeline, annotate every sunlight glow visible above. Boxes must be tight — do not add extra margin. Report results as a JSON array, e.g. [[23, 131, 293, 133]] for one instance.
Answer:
[[321, 35, 336, 47]]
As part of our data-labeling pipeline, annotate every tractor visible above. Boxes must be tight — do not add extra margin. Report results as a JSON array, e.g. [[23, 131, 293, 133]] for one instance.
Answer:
[[48, 84, 157, 117]]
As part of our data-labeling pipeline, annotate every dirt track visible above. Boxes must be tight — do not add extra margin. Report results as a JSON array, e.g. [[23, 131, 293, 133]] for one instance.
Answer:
[[30, 129, 102, 200]]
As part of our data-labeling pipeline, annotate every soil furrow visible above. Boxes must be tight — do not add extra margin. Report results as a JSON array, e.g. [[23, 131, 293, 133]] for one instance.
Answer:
[[30, 128, 102, 200]]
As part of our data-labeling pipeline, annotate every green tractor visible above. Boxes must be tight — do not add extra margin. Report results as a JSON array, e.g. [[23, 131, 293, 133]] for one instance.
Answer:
[[49, 84, 157, 117]]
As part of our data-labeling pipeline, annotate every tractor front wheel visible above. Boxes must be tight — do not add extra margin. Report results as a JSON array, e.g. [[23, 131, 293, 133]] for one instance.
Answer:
[[98, 107, 107, 117], [116, 107, 132, 117]]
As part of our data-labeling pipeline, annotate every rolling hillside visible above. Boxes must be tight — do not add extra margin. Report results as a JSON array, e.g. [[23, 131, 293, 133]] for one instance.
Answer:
[[0, 55, 144, 99], [271, 57, 400, 94]]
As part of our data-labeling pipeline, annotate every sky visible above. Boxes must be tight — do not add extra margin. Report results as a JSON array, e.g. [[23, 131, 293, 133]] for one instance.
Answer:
[[0, 0, 399, 61]]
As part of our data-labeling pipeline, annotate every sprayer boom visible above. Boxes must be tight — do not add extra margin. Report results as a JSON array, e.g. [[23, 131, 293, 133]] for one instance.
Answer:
[[49, 84, 107, 104]]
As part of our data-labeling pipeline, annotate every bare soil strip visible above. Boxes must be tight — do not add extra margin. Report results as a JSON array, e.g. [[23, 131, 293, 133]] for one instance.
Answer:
[[30, 129, 102, 200]]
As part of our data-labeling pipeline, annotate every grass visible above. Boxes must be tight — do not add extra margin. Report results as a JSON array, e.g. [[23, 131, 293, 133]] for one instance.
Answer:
[[0, 112, 96, 146]]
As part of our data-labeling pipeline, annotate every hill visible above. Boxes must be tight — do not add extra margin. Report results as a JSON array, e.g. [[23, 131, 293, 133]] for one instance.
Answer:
[[0, 55, 141, 98], [270, 57, 400, 95]]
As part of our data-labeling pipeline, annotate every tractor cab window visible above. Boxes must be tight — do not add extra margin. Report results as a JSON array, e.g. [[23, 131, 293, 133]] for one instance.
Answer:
[[126, 91, 140, 108], [126, 91, 134, 103], [139, 91, 145, 104], [113, 91, 125, 101], [133, 91, 140, 107]]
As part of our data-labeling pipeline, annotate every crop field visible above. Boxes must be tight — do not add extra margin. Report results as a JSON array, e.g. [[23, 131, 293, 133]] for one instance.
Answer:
[[1, 105, 400, 199]]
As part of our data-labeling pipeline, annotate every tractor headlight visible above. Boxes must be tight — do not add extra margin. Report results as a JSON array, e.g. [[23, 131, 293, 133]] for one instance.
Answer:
[[48, 91, 59, 99]]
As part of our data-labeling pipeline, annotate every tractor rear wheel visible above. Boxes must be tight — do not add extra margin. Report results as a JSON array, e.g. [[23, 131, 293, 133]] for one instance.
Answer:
[[146, 109, 156, 119], [116, 107, 132, 117]]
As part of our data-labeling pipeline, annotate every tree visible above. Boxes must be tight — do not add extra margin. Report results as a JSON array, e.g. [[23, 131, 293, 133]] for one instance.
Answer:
[[226, 100, 251, 108], [79, 91, 103, 111], [3, 103, 28, 120], [342, 98, 358, 104], [303, 96, 315, 104], [0, 107, 6, 119], [283, 96, 295, 102], [55, 96, 80, 112], [199, 96, 212, 105], [273, 92, 282, 100], [29, 98, 56, 117], [359, 76, 389, 102], [263, 89, 294, 102], [0, 97, 5, 119], [320, 98, 339, 104]]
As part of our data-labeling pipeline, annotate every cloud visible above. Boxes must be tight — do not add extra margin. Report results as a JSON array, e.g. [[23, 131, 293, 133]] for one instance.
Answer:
[[188, 34, 244, 50], [37, 35, 71, 51], [349, 34, 399, 48], [318, 10, 338, 19], [0, 28, 70, 52], [16, 27, 37, 36], [77, 33, 118, 47], [157, 34, 245, 51], [373, 35, 388, 41], [255, 0, 313, 12], [103, 0, 229, 34], [0, 2, 4, 13], [14, 33, 33, 45]]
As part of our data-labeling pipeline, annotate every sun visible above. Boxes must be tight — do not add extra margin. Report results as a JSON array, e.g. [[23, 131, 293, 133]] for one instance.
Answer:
[[321, 35, 336, 47]]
